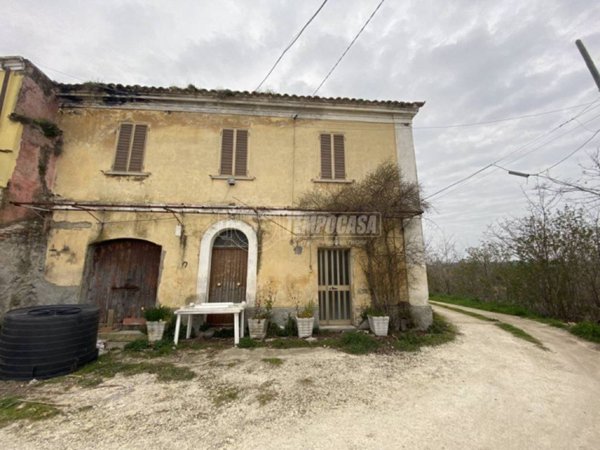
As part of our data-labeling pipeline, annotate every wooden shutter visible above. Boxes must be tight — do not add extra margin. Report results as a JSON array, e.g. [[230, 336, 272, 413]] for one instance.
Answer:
[[235, 130, 248, 176], [320, 134, 332, 179], [220, 129, 234, 175], [333, 134, 345, 179], [114, 124, 133, 171], [128, 125, 148, 172]]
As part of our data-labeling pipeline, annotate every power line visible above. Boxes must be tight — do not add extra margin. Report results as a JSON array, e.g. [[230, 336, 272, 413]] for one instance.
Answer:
[[426, 111, 600, 200], [312, 0, 385, 95], [254, 0, 329, 92], [538, 127, 600, 173], [413, 101, 598, 129], [424, 97, 600, 200]]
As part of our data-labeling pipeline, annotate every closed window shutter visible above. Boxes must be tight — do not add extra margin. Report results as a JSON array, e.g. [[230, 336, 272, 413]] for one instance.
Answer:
[[333, 134, 345, 179], [220, 129, 234, 175], [114, 124, 133, 171], [128, 124, 148, 172], [320, 134, 332, 179], [235, 130, 248, 176]]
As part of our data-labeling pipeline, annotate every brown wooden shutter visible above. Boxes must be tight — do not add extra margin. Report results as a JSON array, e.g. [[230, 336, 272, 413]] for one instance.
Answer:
[[235, 130, 248, 176], [128, 124, 148, 172], [114, 124, 133, 171], [320, 134, 332, 179], [220, 129, 234, 175], [333, 134, 345, 179]]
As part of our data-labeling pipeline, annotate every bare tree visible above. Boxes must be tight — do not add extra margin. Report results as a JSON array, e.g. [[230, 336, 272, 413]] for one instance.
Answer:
[[298, 162, 428, 329]]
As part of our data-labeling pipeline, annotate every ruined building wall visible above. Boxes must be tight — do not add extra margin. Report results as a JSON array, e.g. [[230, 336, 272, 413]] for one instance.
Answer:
[[0, 59, 76, 317]]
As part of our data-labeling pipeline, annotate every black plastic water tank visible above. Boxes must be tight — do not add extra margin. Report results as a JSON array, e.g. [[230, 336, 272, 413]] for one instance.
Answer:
[[0, 304, 99, 380]]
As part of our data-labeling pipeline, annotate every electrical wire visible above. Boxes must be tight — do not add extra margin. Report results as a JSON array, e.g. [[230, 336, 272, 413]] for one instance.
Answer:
[[312, 0, 385, 95], [424, 97, 600, 200], [538, 127, 600, 173], [413, 101, 599, 129], [254, 0, 329, 92], [430, 114, 600, 201]]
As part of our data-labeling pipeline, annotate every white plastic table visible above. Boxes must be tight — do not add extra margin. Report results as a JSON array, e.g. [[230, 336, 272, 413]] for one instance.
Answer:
[[173, 302, 246, 346]]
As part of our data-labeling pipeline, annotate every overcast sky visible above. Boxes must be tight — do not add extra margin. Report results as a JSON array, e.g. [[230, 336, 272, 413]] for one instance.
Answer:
[[2, 0, 600, 253]]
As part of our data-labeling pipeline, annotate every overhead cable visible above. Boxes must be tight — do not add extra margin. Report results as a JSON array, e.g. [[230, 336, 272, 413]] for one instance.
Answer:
[[312, 0, 385, 95], [254, 0, 329, 92]]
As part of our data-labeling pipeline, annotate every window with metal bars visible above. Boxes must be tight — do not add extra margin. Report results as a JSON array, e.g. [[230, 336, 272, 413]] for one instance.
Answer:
[[112, 123, 148, 173], [220, 129, 248, 176], [320, 133, 346, 180]]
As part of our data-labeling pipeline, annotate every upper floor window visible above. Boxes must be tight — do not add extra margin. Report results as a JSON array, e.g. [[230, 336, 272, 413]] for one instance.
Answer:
[[113, 123, 148, 173], [220, 129, 248, 176], [320, 133, 345, 180]]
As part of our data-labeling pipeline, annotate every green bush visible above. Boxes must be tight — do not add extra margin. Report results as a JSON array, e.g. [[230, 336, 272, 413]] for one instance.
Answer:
[[143, 305, 173, 322], [277, 313, 298, 337]]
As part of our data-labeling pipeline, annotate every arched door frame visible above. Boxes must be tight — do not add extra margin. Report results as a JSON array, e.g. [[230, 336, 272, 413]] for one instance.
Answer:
[[196, 220, 258, 306]]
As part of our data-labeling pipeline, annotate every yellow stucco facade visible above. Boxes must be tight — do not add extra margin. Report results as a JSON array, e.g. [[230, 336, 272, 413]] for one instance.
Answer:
[[16, 77, 431, 328], [0, 70, 24, 188], [53, 108, 398, 207]]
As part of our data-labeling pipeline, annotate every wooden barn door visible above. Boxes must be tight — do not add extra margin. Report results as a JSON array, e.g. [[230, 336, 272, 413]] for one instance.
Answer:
[[83, 239, 161, 327], [318, 248, 352, 325], [208, 229, 248, 326]]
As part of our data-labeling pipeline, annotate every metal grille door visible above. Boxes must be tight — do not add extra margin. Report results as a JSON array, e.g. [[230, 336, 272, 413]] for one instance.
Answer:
[[318, 249, 351, 325]]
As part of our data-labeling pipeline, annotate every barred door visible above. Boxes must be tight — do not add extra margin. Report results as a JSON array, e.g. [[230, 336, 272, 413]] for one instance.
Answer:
[[318, 249, 352, 325]]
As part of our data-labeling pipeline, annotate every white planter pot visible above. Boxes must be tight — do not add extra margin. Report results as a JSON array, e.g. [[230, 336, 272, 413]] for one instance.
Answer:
[[368, 315, 389, 336], [248, 318, 268, 339], [147, 321, 166, 342], [296, 317, 315, 338]]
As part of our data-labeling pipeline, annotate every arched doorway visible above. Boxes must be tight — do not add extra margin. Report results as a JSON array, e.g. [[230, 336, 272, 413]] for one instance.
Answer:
[[196, 219, 258, 307], [207, 229, 249, 326], [82, 239, 162, 327]]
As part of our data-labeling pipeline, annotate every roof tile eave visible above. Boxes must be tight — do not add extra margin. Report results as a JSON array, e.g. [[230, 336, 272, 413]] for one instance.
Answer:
[[57, 82, 425, 110]]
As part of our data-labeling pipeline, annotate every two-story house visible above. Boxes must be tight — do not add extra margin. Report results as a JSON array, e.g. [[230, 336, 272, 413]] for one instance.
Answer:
[[0, 57, 432, 330]]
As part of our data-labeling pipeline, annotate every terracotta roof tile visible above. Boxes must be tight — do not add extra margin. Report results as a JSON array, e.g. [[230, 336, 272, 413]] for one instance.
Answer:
[[57, 82, 424, 109]]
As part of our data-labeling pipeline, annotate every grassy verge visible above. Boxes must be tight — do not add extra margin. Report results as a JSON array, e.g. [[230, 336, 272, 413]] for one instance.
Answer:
[[237, 313, 457, 355], [394, 312, 457, 352], [431, 294, 600, 345], [570, 322, 600, 343], [0, 397, 59, 428], [434, 303, 498, 322], [430, 294, 566, 328], [73, 353, 195, 387], [494, 322, 547, 350], [434, 300, 547, 350]]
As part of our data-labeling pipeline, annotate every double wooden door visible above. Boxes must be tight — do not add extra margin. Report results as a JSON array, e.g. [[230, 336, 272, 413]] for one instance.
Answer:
[[83, 239, 161, 327]]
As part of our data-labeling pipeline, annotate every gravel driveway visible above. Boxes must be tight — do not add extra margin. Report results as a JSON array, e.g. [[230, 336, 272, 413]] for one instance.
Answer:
[[1, 306, 599, 450]]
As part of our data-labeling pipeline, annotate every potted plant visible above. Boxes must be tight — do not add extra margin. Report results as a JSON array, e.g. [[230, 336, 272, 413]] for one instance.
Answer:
[[143, 304, 173, 342], [296, 300, 316, 338], [248, 283, 276, 339], [362, 305, 389, 337]]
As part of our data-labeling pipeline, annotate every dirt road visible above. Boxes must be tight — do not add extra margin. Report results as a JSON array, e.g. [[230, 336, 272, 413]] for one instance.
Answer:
[[1, 306, 599, 450]]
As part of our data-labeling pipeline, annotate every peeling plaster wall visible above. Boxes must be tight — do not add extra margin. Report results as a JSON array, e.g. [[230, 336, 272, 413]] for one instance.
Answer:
[[0, 220, 78, 318], [0, 65, 60, 224], [0, 61, 67, 317]]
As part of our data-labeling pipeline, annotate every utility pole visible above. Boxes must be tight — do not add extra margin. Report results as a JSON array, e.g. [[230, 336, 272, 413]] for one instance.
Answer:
[[576, 39, 600, 92]]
